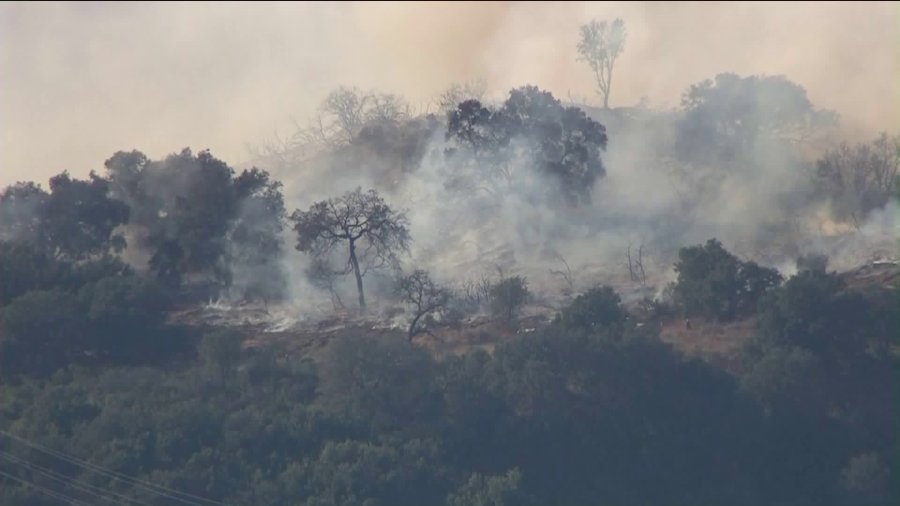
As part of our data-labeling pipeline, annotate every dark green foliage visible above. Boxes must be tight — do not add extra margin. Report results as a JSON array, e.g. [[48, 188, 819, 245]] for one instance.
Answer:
[[0, 275, 897, 506], [555, 285, 627, 333], [445, 86, 608, 205], [489, 276, 529, 321], [0, 273, 180, 378], [198, 329, 244, 379], [0, 241, 69, 306], [318, 334, 442, 434], [43, 171, 130, 260], [673, 239, 782, 321], [447, 468, 530, 506], [0, 181, 48, 245], [0, 289, 86, 377], [104, 149, 286, 294], [0, 172, 129, 261]]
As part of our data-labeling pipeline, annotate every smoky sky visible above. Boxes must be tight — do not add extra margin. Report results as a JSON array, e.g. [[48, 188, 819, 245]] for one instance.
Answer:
[[1, 1, 898, 187]]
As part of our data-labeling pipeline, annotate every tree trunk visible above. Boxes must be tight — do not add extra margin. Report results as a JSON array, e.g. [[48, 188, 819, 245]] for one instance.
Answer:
[[604, 62, 613, 109], [348, 240, 366, 312], [408, 311, 423, 342]]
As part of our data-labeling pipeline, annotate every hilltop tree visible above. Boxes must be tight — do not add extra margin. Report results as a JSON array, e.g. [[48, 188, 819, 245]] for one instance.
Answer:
[[445, 86, 608, 205], [577, 18, 627, 109], [302, 87, 410, 149], [676, 73, 838, 165], [290, 188, 410, 312]]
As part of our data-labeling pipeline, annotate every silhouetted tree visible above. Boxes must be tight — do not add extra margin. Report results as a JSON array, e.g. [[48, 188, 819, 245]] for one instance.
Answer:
[[490, 276, 529, 321], [445, 86, 608, 205], [42, 171, 129, 261], [673, 239, 782, 321], [577, 18, 627, 109], [397, 269, 450, 340], [290, 188, 410, 312], [0, 181, 48, 245]]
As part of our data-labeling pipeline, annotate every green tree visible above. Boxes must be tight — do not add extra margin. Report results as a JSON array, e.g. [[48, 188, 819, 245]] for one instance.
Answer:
[[0, 181, 48, 245], [41, 171, 130, 260], [445, 86, 608, 206], [0, 289, 86, 377], [490, 276, 529, 321], [447, 468, 530, 506], [555, 286, 627, 334], [673, 239, 782, 321], [318, 334, 441, 432]]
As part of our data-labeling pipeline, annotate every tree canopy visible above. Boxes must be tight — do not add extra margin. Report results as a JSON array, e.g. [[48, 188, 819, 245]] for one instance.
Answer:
[[290, 188, 410, 311]]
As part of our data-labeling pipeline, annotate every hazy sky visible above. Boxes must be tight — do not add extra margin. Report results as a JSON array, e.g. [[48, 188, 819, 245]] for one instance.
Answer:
[[2, 1, 898, 187]]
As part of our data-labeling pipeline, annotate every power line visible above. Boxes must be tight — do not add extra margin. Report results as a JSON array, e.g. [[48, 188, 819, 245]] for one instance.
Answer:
[[0, 450, 155, 506], [0, 429, 232, 506], [0, 467, 96, 506]]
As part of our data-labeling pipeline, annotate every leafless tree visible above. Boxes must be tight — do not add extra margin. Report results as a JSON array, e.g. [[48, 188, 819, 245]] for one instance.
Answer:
[[549, 252, 574, 295], [305, 257, 348, 311], [577, 18, 627, 109], [301, 87, 411, 149], [626, 243, 647, 285], [816, 133, 900, 228], [437, 78, 488, 114]]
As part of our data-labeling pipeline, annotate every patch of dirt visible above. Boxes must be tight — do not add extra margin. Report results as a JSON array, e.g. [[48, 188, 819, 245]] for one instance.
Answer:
[[658, 317, 756, 372]]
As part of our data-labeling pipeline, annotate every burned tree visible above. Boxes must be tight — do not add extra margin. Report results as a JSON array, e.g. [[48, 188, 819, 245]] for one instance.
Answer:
[[290, 188, 410, 312], [626, 243, 647, 285], [397, 269, 450, 341]]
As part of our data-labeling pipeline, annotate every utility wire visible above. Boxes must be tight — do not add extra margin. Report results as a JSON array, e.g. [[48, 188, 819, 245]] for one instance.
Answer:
[[0, 467, 96, 506], [0, 450, 156, 506], [0, 429, 232, 506]]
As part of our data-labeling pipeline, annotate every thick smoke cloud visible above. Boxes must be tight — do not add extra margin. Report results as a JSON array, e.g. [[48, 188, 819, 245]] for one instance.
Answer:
[[2, 2, 898, 187]]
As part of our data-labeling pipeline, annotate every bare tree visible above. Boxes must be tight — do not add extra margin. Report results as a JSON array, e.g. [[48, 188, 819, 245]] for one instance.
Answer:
[[301, 87, 411, 149], [397, 269, 450, 341], [577, 18, 627, 109], [816, 133, 900, 228], [626, 243, 647, 285], [290, 188, 410, 312], [549, 252, 574, 296], [437, 78, 488, 114], [305, 257, 348, 311]]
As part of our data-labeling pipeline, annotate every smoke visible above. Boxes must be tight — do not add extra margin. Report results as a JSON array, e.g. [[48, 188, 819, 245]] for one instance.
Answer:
[[2, 2, 897, 316], [2, 2, 897, 187]]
